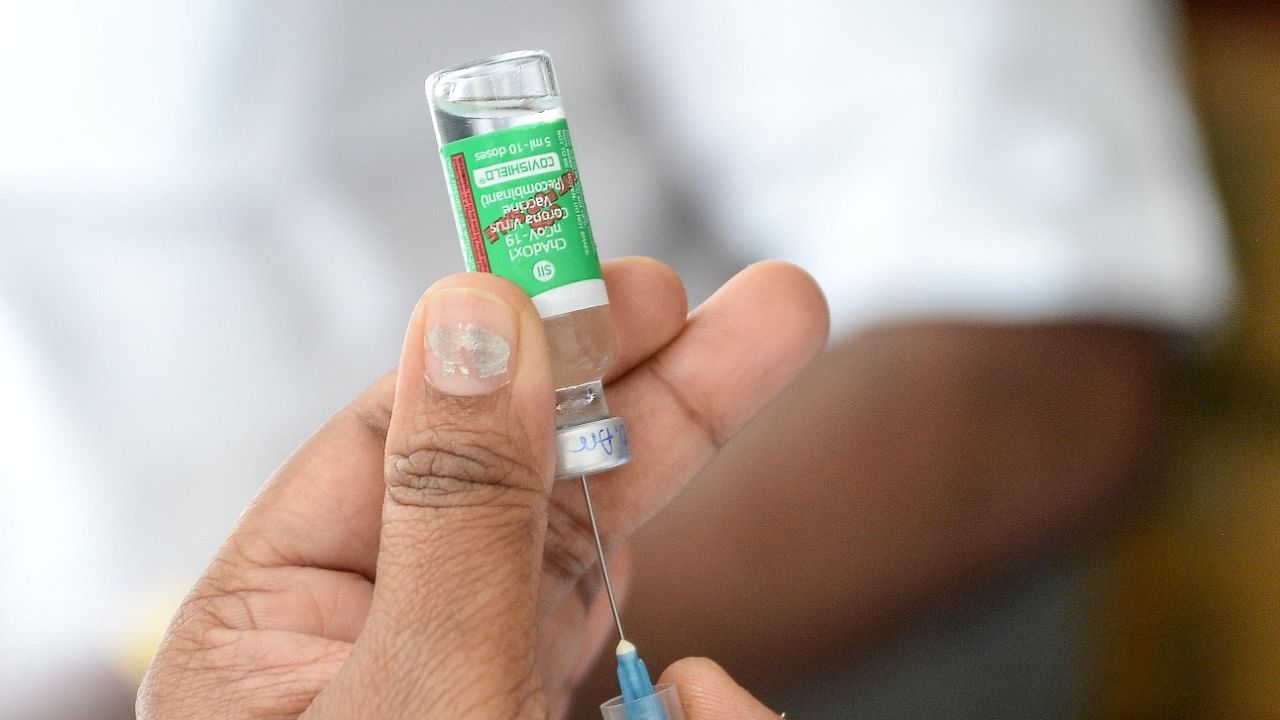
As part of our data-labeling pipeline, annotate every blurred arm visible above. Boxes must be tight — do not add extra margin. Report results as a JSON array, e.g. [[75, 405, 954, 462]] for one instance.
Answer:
[[575, 321, 1168, 710]]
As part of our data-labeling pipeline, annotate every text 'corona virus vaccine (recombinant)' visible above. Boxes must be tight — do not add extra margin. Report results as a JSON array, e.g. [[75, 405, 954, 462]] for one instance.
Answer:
[[427, 49, 630, 479]]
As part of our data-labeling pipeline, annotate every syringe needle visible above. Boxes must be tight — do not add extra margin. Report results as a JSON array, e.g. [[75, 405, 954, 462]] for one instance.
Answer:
[[580, 474, 626, 641], [581, 476, 668, 719]]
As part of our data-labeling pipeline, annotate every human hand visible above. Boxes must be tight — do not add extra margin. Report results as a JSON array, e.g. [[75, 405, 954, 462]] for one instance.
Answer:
[[659, 658, 786, 719], [137, 257, 826, 719]]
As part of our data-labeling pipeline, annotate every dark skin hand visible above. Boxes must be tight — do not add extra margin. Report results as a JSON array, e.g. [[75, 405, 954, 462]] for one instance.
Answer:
[[573, 322, 1167, 714], [138, 257, 826, 719]]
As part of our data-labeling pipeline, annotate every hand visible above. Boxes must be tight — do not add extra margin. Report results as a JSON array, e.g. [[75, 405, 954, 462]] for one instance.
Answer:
[[137, 257, 827, 719], [659, 658, 786, 719]]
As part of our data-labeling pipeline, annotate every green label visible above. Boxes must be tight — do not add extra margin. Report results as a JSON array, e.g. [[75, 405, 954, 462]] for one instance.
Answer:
[[440, 118, 603, 308]]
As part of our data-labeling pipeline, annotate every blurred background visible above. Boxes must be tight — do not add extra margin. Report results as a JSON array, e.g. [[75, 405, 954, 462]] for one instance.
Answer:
[[0, 1, 1276, 718], [1092, 2, 1280, 717]]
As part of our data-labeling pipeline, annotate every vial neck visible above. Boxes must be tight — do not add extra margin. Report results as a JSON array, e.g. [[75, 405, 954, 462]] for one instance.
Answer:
[[555, 380, 610, 429]]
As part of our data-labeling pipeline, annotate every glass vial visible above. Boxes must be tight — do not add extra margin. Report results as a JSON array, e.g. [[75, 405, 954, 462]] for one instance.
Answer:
[[427, 50, 629, 476]]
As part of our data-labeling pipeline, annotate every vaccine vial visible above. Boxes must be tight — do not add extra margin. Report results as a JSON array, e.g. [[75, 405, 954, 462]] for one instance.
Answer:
[[427, 50, 629, 477]]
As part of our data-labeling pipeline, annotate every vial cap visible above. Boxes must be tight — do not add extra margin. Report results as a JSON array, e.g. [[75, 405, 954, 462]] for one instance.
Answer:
[[555, 416, 630, 479]]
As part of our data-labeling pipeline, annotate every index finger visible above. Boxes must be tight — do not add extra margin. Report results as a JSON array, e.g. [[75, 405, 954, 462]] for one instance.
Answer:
[[542, 261, 828, 598]]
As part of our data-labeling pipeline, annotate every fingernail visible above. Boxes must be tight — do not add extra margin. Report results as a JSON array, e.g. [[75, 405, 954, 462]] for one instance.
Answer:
[[423, 288, 517, 396]]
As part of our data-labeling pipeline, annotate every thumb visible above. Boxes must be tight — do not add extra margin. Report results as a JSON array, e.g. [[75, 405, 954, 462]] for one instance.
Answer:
[[310, 272, 556, 719], [659, 658, 782, 720]]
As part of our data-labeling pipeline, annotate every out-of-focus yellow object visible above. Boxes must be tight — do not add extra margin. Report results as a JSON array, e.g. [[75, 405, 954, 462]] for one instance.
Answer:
[[115, 584, 189, 686], [1090, 4, 1280, 718]]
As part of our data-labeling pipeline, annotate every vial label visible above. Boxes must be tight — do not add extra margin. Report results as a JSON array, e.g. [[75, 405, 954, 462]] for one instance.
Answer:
[[441, 118, 606, 317]]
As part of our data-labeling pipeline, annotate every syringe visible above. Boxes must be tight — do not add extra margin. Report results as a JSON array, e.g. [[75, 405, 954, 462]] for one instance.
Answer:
[[579, 475, 626, 640], [580, 476, 674, 720]]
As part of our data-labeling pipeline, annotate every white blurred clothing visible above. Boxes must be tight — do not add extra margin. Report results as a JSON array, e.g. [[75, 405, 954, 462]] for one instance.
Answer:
[[623, 1, 1231, 332], [0, 0, 1229, 707]]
